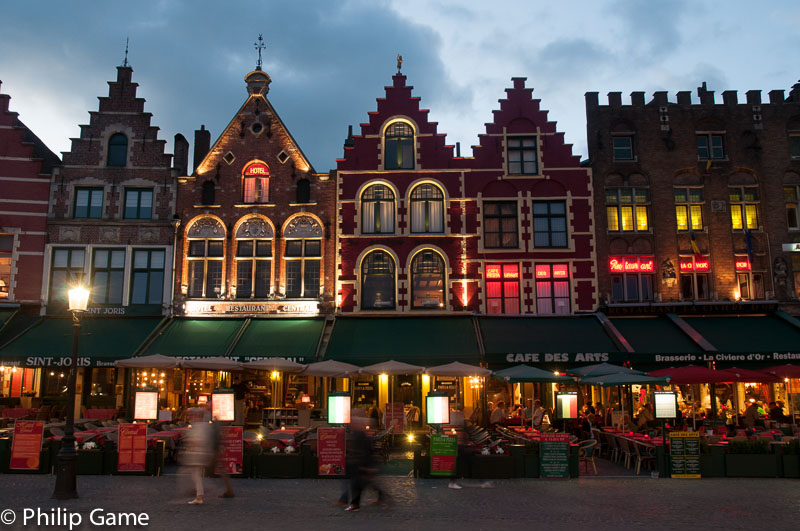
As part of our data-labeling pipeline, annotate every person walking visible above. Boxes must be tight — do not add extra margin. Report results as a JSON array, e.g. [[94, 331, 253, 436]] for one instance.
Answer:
[[344, 417, 387, 512], [182, 408, 214, 505]]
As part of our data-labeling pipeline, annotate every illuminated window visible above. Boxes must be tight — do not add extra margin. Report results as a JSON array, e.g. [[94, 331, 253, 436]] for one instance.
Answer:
[[410, 184, 444, 233], [242, 163, 270, 203], [74, 187, 104, 219], [236, 239, 272, 299], [384, 122, 414, 170], [284, 239, 321, 299], [535, 264, 570, 315], [91, 249, 125, 305], [606, 188, 649, 232], [507, 136, 538, 174], [785, 186, 799, 230], [729, 186, 759, 230], [674, 188, 704, 231], [485, 263, 520, 315], [483, 201, 518, 248], [107, 133, 127, 167], [609, 256, 655, 303], [49, 248, 85, 303], [124, 189, 153, 219], [697, 133, 725, 160], [0, 235, 13, 299], [186, 218, 225, 298], [411, 251, 444, 309], [361, 184, 395, 234], [533, 201, 567, 248], [612, 136, 634, 161], [736, 270, 764, 301], [679, 257, 711, 300], [131, 249, 165, 305], [361, 251, 396, 310]]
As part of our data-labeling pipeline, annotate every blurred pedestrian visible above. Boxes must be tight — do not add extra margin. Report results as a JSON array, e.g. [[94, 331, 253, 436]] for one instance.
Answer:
[[182, 408, 214, 505], [344, 417, 387, 512]]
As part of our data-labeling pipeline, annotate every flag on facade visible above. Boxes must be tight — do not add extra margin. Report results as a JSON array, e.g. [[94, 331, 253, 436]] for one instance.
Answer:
[[705, 159, 712, 174], [690, 231, 703, 260], [745, 228, 753, 265]]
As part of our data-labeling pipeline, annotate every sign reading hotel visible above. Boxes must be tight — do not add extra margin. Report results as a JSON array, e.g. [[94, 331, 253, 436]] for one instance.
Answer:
[[118, 423, 147, 472], [10, 420, 44, 470], [654, 391, 677, 420], [184, 300, 319, 316], [134, 391, 159, 420]]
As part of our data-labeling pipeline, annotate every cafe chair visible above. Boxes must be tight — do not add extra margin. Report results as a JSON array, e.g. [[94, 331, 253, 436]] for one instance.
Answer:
[[632, 441, 656, 475], [578, 439, 598, 475], [616, 436, 633, 469], [604, 433, 620, 463]]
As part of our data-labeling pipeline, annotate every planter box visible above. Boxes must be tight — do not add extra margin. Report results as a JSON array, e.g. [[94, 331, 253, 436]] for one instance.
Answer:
[[468, 454, 515, 479], [725, 454, 778, 478], [523, 454, 540, 478], [77, 450, 104, 475], [700, 453, 725, 478], [256, 453, 303, 478], [782, 455, 800, 478]]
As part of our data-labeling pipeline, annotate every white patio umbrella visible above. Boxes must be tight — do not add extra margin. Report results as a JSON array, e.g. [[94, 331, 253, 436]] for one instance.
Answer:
[[242, 358, 305, 372], [425, 362, 491, 377], [180, 357, 243, 370], [360, 361, 424, 432], [302, 360, 361, 378], [115, 354, 181, 368]]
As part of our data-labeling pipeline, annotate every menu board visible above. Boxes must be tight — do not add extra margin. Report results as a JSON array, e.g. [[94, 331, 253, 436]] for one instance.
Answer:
[[212, 392, 235, 422], [540, 432, 570, 478], [669, 432, 700, 478], [430, 434, 458, 477], [134, 391, 158, 420], [118, 423, 147, 472], [555, 392, 578, 420], [654, 391, 678, 420], [10, 420, 44, 470], [317, 427, 346, 476], [215, 426, 243, 475], [386, 402, 406, 434]]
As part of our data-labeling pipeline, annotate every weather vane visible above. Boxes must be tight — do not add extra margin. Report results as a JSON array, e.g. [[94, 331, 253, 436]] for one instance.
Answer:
[[396, 54, 403, 73], [122, 37, 129, 67], [254, 34, 266, 70]]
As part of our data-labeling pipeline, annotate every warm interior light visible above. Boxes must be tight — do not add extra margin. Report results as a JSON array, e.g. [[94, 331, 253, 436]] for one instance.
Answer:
[[554, 371, 560, 376], [407, 434, 415, 442], [68, 285, 90, 312], [270, 371, 280, 381]]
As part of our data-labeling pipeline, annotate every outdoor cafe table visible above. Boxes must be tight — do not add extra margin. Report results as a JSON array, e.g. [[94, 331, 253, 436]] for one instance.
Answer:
[[84, 409, 116, 420], [1, 408, 37, 419]]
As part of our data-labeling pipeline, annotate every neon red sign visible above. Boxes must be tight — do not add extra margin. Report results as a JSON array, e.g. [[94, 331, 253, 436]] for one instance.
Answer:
[[552, 265, 569, 278], [244, 163, 269, 176], [486, 265, 501, 279], [503, 265, 519, 279], [535, 265, 550, 278], [735, 260, 751, 271], [609, 256, 654, 273], [695, 259, 710, 271], [680, 258, 710, 272], [623, 257, 638, 272], [609, 258, 624, 272], [639, 259, 654, 272]]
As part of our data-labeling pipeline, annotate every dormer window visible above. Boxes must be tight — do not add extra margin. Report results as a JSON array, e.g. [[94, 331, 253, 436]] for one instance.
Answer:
[[384, 122, 414, 170], [242, 162, 270, 203], [107, 133, 128, 167]]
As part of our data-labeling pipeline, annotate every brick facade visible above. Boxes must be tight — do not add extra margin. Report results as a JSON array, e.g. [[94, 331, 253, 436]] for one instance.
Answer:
[[586, 82, 800, 312], [337, 74, 597, 314], [174, 69, 335, 316], [0, 81, 59, 308], [45, 66, 176, 315]]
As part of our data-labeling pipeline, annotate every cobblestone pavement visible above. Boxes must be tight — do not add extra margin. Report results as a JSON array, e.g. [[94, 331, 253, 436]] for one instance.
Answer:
[[0, 474, 798, 531]]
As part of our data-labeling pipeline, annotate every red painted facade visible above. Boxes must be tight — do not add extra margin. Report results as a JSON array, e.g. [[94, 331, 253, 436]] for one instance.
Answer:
[[336, 74, 597, 314], [0, 81, 59, 307]]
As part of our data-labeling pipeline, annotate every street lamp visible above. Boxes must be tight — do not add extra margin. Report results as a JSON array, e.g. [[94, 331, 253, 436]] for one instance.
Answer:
[[52, 285, 89, 499]]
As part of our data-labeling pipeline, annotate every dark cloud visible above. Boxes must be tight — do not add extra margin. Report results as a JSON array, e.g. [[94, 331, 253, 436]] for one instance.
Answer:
[[606, 0, 687, 59]]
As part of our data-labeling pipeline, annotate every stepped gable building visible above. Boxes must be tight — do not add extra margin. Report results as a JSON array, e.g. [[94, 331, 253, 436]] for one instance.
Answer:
[[0, 81, 60, 312], [586, 81, 800, 312], [174, 66, 335, 317], [45, 65, 177, 316], [336, 73, 597, 314]]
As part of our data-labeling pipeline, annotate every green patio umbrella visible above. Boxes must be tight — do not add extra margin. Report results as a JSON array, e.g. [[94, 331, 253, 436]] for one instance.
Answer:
[[570, 363, 646, 378], [493, 364, 574, 383], [579, 373, 670, 429]]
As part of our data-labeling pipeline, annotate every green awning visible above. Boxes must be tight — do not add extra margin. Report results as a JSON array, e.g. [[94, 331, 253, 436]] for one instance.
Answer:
[[230, 318, 324, 363], [682, 315, 800, 363], [143, 318, 246, 359], [0, 312, 39, 348], [479, 316, 620, 368], [611, 317, 702, 353], [0, 317, 164, 367], [323, 317, 480, 366], [0, 310, 15, 328]]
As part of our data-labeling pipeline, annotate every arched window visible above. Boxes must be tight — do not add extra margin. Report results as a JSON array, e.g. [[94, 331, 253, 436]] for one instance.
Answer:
[[384, 122, 414, 170], [283, 216, 323, 299], [411, 251, 445, 309], [410, 184, 444, 233], [201, 181, 216, 205], [296, 179, 311, 204], [361, 251, 396, 310], [361, 184, 395, 234], [186, 218, 225, 298], [235, 217, 273, 299], [242, 162, 270, 203], [107, 133, 128, 167]]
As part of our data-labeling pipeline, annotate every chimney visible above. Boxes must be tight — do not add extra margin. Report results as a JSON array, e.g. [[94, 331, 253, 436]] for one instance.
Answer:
[[630, 92, 645, 105], [746, 90, 762, 105], [456, 142, 461, 157], [193, 125, 211, 174], [698, 82, 714, 104], [173, 133, 189, 175], [652, 91, 668, 106], [789, 81, 800, 102], [722, 90, 738, 105], [769, 89, 785, 104], [676, 91, 692, 105], [344, 125, 354, 148]]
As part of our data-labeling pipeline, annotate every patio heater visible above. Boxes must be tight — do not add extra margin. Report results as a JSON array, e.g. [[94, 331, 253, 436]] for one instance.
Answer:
[[52, 285, 89, 499]]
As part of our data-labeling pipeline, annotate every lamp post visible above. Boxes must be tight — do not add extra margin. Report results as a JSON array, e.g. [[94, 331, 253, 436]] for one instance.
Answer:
[[52, 285, 89, 499]]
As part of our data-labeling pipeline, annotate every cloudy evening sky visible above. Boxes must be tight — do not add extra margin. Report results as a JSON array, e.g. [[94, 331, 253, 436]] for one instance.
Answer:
[[1, 0, 798, 171]]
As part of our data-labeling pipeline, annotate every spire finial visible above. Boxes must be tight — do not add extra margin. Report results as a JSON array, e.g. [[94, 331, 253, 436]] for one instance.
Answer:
[[254, 34, 266, 71], [122, 37, 130, 67], [396, 54, 403, 73]]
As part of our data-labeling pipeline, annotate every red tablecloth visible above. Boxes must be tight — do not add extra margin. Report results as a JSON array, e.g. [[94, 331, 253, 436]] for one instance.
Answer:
[[85, 409, 116, 420], [2, 408, 37, 419]]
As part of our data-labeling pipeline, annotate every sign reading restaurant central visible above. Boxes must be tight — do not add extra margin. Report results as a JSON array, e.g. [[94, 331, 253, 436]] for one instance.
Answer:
[[184, 300, 319, 316]]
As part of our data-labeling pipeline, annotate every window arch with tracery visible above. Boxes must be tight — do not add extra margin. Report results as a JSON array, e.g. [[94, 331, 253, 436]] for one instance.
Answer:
[[361, 251, 396, 310], [361, 184, 395, 234], [186, 218, 225, 298], [411, 250, 445, 309], [242, 162, 270, 204], [410, 184, 444, 233], [235, 218, 273, 299], [384, 122, 415, 170]]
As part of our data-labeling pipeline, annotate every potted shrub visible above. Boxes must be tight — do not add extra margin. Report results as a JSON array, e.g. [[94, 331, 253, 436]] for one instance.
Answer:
[[700, 442, 725, 478], [725, 439, 778, 477], [469, 443, 515, 479], [77, 441, 104, 475], [255, 441, 302, 478]]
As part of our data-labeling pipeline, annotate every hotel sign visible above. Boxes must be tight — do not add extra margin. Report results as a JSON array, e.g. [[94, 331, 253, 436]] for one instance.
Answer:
[[184, 300, 319, 316]]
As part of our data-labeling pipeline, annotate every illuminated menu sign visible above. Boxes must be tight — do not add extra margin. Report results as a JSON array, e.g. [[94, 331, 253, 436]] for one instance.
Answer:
[[555, 392, 578, 420], [609, 256, 654, 273], [654, 391, 677, 420], [212, 391, 235, 422], [134, 391, 158, 420], [536, 264, 569, 279], [679, 258, 710, 272], [486, 264, 519, 279], [244, 162, 270, 176]]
